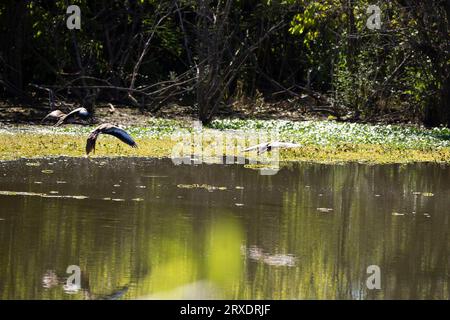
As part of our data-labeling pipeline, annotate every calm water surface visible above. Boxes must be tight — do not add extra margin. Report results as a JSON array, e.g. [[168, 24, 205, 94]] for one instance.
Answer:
[[0, 158, 448, 299]]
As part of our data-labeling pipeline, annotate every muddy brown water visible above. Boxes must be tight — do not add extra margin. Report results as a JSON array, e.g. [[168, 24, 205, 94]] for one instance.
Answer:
[[0, 157, 448, 299]]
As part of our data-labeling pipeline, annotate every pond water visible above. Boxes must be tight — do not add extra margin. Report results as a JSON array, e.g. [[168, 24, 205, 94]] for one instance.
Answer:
[[0, 157, 448, 299]]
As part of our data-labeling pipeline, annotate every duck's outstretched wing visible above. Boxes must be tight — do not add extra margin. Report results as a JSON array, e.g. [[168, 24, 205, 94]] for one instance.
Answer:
[[103, 126, 138, 148], [242, 142, 269, 154], [86, 125, 137, 155], [55, 107, 89, 126], [243, 142, 300, 154], [41, 110, 65, 123]]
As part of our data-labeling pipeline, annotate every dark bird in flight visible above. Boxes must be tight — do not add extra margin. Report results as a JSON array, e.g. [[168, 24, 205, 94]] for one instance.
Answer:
[[41, 107, 90, 126], [86, 123, 138, 155], [55, 107, 90, 126], [242, 142, 301, 154]]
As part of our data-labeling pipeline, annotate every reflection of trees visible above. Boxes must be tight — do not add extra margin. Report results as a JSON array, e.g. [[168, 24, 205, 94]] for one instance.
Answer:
[[0, 159, 448, 299], [239, 163, 449, 299]]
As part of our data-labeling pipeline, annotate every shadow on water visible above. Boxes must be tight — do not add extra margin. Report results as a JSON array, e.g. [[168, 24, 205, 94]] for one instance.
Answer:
[[0, 157, 448, 299]]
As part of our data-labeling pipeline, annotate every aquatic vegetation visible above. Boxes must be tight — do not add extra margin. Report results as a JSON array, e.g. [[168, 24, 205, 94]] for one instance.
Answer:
[[177, 183, 228, 191], [0, 190, 88, 200], [26, 162, 41, 167], [0, 119, 449, 164], [242, 246, 297, 267], [209, 119, 450, 149], [0, 128, 176, 160], [0, 189, 149, 203], [317, 208, 334, 213]]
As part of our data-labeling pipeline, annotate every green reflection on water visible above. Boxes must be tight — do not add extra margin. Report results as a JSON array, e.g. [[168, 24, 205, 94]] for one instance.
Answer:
[[0, 158, 448, 299]]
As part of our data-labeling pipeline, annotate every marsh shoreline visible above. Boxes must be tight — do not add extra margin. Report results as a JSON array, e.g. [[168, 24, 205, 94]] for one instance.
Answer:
[[1, 118, 449, 164]]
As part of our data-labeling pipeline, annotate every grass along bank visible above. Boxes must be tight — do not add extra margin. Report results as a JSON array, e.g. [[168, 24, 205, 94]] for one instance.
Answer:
[[0, 118, 449, 163]]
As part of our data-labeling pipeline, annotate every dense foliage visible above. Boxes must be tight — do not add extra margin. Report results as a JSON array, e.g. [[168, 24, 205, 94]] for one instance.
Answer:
[[0, 0, 449, 126]]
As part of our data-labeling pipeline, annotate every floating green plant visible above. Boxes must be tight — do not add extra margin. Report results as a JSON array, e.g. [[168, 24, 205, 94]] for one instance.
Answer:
[[0, 120, 449, 164]]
